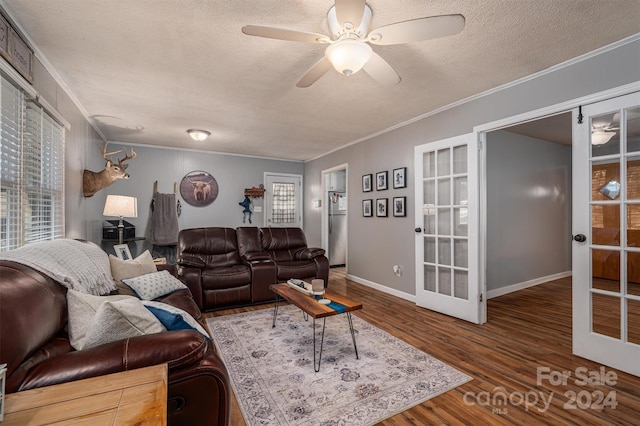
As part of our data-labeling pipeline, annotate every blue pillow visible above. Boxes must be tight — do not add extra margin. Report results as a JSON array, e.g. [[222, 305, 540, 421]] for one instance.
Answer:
[[142, 301, 210, 339]]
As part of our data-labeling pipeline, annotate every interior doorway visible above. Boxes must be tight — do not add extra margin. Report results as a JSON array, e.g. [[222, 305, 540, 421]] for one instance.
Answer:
[[321, 164, 348, 269], [484, 112, 573, 301]]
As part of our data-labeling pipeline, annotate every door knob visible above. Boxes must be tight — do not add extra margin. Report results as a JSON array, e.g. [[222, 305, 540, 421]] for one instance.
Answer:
[[415, 227, 422, 233], [573, 234, 587, 242]]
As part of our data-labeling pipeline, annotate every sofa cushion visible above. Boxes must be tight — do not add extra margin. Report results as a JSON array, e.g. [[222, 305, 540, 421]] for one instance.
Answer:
[[67, 290, 164, 350], [109, 250, 157, 295], [275, 260, 319, 281], [260, 227, 307, 251], [201, 265, 251, 290], [122, 270, 188, 300], [82, 298, 165, 349], [143, 301, 210, 338]]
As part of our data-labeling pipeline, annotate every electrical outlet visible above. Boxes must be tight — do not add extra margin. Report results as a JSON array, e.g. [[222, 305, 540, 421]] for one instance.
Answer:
[[393, 265, 402, 277]]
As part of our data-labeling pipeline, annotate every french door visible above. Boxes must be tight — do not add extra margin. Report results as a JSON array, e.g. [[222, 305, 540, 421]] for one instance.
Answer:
[[572, 92, 640, 376], [264, 173, 303, 228], [414, 133, 483, 323]]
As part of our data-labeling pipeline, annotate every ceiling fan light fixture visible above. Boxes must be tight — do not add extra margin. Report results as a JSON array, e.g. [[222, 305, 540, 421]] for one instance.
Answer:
[[187, 129, 211, 141], [591, 127, 616, 145], [325, 39, 372, 76]]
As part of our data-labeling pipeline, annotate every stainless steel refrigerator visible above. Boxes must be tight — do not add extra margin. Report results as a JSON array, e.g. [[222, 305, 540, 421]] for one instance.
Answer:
[[328, 191, 347, 267]]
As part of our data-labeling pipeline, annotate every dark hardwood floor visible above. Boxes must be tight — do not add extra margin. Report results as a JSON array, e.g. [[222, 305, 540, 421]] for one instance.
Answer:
[[204, 269, 640, 425]]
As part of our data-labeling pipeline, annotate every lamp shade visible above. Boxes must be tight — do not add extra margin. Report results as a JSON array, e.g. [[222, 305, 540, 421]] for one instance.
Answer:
[[187, 129, 211, 141], [325, 39, 372, 76], [103, 195, 138, 218], [591, 128, 616, 145]]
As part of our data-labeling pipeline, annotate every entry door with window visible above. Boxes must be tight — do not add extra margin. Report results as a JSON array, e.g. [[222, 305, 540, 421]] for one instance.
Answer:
[[572, 92, 640, 376], [264, 173, 302, 228], [414, 133, 483, 324]]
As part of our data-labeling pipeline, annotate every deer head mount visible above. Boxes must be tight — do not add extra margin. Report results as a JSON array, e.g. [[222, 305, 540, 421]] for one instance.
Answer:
[[83, 142, 137, 197]]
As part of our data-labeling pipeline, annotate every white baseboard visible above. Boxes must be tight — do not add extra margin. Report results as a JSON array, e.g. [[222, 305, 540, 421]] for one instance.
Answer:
[[346, 274, 416, 304], [487, 270, 572, 299]]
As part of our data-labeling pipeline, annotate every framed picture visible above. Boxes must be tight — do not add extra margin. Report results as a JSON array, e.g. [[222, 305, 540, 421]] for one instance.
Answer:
[[376, 171, 388, 191], [393, 196, 407, 217], [114, 244, 132, 260], [362, 174, 373, 192], [376, 198, 388, 217], [393, 167, 407, 189], [180, 170, 219, 207], [362, 199, 373, 217]]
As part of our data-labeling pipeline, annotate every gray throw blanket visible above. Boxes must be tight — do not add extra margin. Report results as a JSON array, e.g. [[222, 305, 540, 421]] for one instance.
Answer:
[[0, 239, 115, 295], [151, 193, 179, 245]]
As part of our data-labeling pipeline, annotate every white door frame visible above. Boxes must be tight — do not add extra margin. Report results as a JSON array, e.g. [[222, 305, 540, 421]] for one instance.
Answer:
[[263, 172, 303, 227], [321, 163, 348, 261], [474, 82, 640, 370]]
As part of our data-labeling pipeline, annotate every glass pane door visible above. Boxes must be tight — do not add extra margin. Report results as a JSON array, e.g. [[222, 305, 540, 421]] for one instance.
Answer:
[[573, 92, 640, 376], [415, 133, 481, 324]]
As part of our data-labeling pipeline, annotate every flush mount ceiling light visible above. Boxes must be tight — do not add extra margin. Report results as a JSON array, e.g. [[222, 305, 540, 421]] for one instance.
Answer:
[[591, 127, 616, 145], [187, 129, 211, 141]]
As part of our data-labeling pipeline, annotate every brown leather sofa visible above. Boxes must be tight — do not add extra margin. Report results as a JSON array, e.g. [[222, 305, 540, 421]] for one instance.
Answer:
[[0, 259, 231, 426], [177, 227, 328, 311], [257, 227, 329, 284]]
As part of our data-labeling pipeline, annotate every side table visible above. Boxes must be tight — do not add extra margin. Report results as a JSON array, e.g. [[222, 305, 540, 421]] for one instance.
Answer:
[[3, 364, 167, 425]]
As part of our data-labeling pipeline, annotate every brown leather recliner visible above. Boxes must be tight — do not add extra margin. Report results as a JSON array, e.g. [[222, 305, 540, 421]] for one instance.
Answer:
[[0, 260, 230, 426], [177, 227, 278, 311], [259, 227, 329, 286]]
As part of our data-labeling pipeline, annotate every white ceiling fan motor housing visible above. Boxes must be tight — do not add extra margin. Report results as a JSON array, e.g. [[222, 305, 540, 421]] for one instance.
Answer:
[[327, 4, 373, 40]]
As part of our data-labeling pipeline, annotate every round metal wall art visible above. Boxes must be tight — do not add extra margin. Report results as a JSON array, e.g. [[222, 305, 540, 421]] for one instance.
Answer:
[[180, 170, 219, 207]]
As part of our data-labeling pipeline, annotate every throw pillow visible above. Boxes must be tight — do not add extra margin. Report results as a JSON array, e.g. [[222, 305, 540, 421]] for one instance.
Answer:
[[109, 250, 157, 295], [67, 290, 164, 350], [143, 300, 211, 339], [122, 270, 187, 300], [82, 298, 166, 349]]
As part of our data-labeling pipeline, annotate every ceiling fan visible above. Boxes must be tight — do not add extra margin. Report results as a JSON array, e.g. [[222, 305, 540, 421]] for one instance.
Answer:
[[592, 113, 620, 145], [242, 0, 465, 87]]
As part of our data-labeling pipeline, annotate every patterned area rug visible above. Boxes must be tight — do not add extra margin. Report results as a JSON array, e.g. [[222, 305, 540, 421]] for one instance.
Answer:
[[206, 305, 472, 425]]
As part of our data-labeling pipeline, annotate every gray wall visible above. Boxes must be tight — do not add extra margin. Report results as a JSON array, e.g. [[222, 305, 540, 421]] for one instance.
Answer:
[[304, 38, 640, 297], [30, 56, 304, 248], [82, 143, 304, 246], [485, 130, 572, 292]]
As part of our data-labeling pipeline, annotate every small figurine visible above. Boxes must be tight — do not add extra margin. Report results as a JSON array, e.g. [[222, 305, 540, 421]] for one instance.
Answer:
[[239, 195, 252, 224]]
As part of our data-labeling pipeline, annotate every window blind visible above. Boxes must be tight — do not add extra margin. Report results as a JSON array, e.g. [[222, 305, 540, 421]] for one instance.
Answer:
[[0, 75, 65, 251]]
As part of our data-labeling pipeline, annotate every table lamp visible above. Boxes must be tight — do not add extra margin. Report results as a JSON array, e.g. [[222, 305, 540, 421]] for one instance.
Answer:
[[103, 195, 138, 244]]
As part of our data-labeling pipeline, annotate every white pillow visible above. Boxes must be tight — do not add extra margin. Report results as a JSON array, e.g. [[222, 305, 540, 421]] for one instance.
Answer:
[[67, 290, 164, 350], [82, 298, 166, 349], [109, 250, 157, 286], [122, 270, 187, 300], [143, 300, 210, 339]]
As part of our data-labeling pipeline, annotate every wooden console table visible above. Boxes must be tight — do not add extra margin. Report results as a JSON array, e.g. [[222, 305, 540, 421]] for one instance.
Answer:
[[3, 364, 167, 425]]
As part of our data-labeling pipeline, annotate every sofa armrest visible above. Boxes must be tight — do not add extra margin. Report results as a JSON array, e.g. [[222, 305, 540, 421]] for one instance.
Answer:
[[18, 330, 209, 391], [242, 251, 271, 262], [295, 247, 326, 260], [167, 340, 231, 426], [177, 266, 204, 309], [177, 255, 206, 269]]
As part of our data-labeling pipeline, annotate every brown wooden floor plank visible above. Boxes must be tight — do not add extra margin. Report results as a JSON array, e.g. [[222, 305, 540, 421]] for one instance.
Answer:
[[204, 270, 640, 425]]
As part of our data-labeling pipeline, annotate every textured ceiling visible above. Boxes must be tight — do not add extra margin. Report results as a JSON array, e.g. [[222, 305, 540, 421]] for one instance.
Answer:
[[1, 1, 639, 161]]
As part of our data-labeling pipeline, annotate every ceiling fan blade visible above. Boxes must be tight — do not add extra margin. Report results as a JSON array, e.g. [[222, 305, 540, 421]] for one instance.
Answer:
[[368, 14, 465, 46], [296, 57, 332, 88], [242, 25, 330, 44], [335, 0, 366, 29], [363, 52, 401, 86]]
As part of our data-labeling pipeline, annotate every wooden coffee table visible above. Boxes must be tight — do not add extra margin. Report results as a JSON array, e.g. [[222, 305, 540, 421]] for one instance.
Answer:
[[270, 283, 363, 372]]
